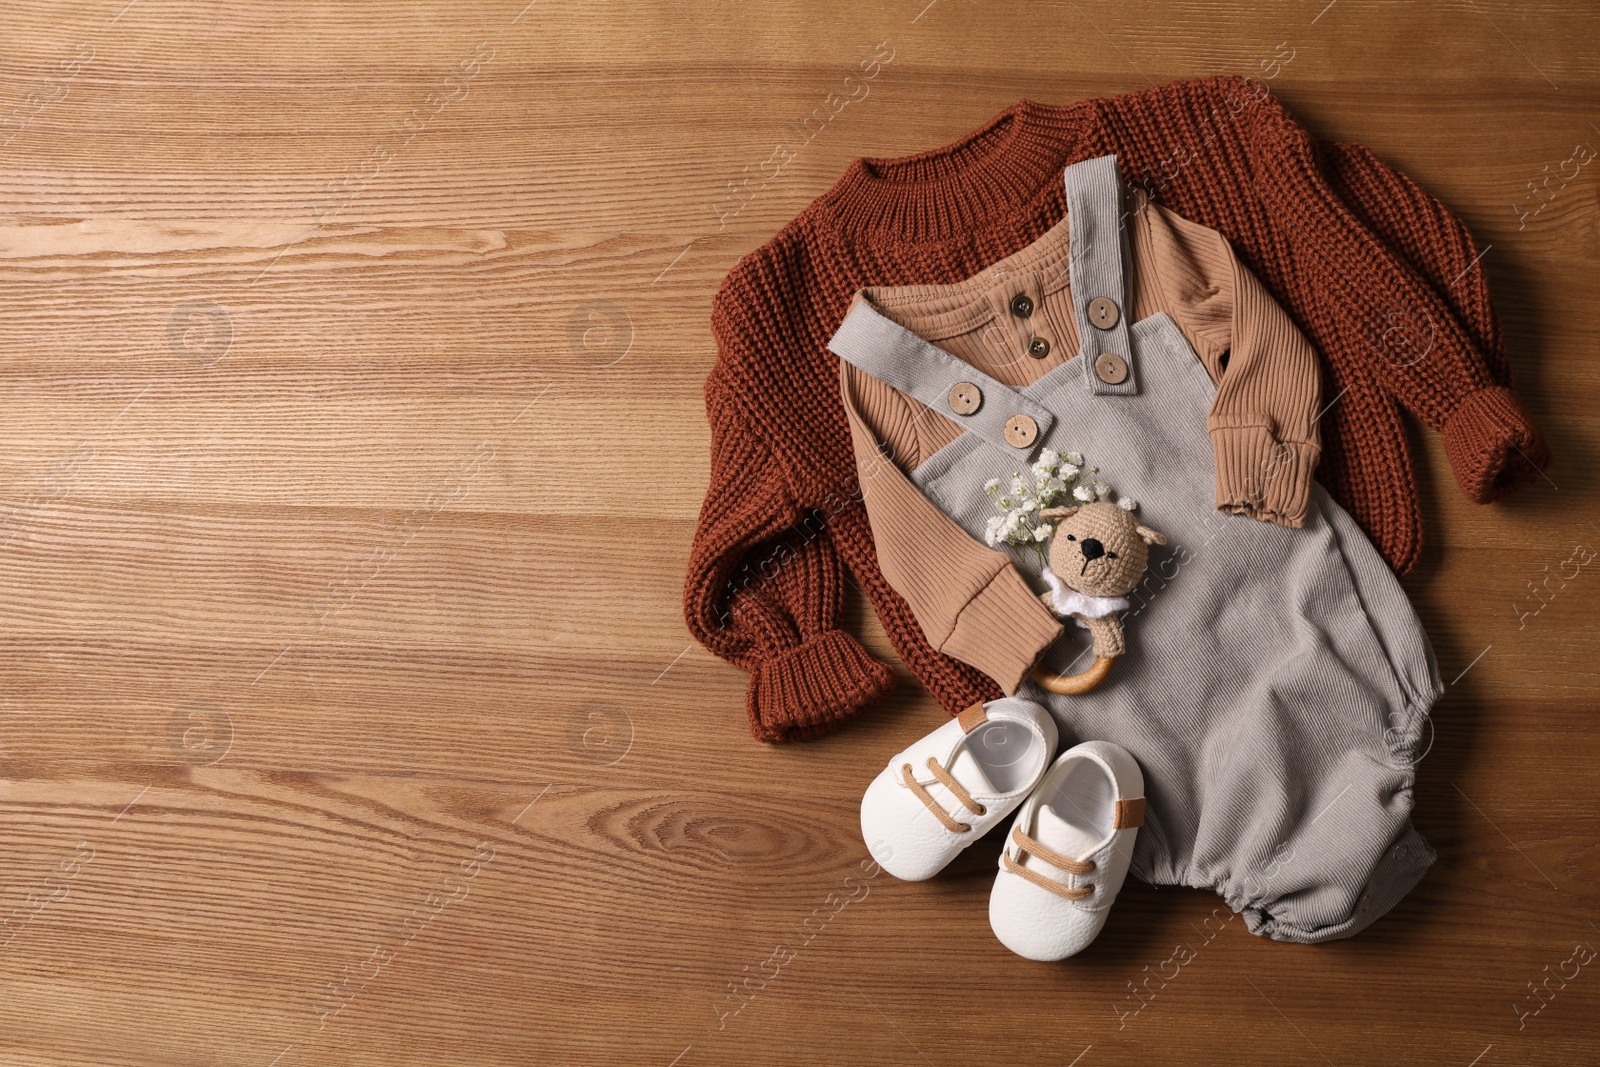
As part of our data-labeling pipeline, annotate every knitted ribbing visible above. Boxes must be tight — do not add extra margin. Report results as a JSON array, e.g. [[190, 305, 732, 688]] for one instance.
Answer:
[[685, 75, 1551, 741]]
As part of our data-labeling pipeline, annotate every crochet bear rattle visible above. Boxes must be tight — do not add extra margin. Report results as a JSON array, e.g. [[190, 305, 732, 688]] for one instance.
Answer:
[[1030, 502, 1167, 695]]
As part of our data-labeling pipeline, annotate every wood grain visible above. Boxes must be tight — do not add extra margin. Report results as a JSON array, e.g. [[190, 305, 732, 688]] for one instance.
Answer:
[[0, 1, 1596, 1064]]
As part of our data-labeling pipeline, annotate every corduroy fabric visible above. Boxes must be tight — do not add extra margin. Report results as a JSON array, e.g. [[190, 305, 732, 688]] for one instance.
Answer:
[[684, 75, 1550, 742]]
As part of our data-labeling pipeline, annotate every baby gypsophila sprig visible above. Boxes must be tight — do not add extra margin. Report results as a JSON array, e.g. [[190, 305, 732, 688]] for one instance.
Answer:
[[983, 448, 1138, 563]]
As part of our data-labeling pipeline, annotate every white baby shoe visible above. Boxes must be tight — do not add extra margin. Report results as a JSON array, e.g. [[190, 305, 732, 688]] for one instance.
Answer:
[[989, 740, 1145, 960], [861, 698, 1058, 881]]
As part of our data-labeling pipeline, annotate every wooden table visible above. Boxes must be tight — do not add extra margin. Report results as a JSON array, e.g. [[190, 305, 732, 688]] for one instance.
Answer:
[[0, 1, 1595, 1063]]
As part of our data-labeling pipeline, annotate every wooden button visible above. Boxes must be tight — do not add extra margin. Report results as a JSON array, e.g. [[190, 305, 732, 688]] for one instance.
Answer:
[[1009, 293, 1034, 318], [1094, 352, 1129, 385], [947, 381, 982, 415], [1027, 337, 1051, 359], [1003, 414, 1039, 448], [1086, 297, 1120, 330]]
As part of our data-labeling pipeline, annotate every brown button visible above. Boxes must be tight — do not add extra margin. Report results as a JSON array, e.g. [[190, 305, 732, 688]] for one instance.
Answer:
[[947, 381, 982, 415], [1027, 337, 1051, 359], [1094, 352, 1129, 385], [1003, 414, 1039, 449], [1086, 297, 1120, 330], [1009, 293, 1034, 318]]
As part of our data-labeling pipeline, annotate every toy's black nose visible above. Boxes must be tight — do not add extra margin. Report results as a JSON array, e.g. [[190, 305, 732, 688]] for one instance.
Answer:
[[1080, 537, 1105, 561]]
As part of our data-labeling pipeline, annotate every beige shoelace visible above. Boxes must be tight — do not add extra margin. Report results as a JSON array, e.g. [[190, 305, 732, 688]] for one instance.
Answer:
[[902, 757, 987, 833], [1003, 826, 1095, 900]]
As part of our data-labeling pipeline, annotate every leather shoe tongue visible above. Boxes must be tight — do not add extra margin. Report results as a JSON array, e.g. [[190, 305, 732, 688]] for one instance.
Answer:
[[1037, 803, 1100, 858], [946, 747, 997, 798]]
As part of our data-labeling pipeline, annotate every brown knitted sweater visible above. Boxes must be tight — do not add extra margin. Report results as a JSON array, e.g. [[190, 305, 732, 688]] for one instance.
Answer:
[[685, 75, 1551, 743]]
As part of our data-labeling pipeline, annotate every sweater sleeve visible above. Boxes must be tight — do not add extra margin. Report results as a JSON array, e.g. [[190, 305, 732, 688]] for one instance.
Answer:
[[1140, 202, 1322, 527], [1318, 140, 1551, 500], [838, 360, 1063, 695], [684, 367, 896, 745], [1249, 103, 1552, 502]]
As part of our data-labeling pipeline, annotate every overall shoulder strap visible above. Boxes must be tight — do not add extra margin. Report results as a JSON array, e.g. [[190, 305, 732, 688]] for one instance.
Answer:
[[1063, 154, 1139, 396], [827, 298, 1056, 460]]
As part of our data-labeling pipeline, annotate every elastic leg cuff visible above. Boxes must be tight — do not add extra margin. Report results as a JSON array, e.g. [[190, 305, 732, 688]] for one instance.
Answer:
[[1238, 823, 1436, 944]]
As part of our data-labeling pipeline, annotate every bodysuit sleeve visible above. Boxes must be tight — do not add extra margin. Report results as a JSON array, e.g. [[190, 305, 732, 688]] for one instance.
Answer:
[[839, 359, 1063, 695], [1139, 201, 1323, 528]]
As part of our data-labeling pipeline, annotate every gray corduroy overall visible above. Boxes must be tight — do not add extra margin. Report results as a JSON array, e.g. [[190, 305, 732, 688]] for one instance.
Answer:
[[829, 155, 1443, 943]]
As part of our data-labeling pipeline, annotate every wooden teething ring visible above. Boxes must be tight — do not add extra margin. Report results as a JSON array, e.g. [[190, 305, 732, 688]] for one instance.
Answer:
[[1029, 656, 1115, 695]]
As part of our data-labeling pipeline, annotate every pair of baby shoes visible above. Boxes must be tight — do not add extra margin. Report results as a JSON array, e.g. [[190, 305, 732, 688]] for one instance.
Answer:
[[860, 697, 1145, 960]]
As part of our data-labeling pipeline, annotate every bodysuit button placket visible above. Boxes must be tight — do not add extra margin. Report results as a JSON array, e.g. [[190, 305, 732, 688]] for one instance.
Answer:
[[1000, 281, 1054, 364]]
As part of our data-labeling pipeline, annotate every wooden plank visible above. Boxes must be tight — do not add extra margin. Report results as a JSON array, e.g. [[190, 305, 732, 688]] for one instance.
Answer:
[[0, 1, 1596, 1063]]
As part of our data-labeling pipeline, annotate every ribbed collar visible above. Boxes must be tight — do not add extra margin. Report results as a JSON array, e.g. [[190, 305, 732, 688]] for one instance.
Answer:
[[815, 98, 1099, 244]]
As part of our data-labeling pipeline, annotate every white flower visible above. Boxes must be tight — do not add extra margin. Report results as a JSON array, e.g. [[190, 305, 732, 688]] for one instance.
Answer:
[[980, 447, 1117, 558], [1117, 496, 1138, 511]]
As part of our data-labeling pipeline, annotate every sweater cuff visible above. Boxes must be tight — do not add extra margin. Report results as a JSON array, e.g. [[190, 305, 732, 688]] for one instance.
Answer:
[[941, 566, 1064, 696], [1441, 385, 1553, 503], [1208, 415, 1320, 528], [746, 629, 896, 744]]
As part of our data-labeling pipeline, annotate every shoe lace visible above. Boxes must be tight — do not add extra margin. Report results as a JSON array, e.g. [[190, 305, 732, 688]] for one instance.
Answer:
[[902, 757, 987, 833], [1002, 826, 1095, 900]]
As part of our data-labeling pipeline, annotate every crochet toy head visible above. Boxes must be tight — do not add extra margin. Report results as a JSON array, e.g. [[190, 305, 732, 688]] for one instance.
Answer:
[[1039, 503, 1167, 598]]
